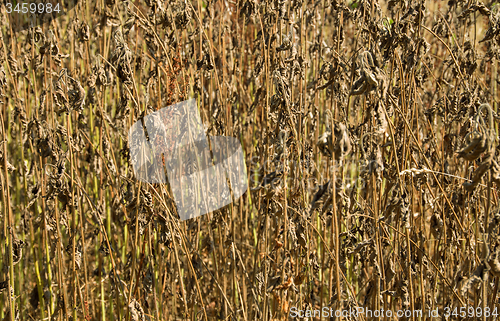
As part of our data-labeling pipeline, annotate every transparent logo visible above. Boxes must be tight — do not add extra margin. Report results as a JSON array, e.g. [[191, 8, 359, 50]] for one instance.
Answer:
[[128, 99, 248, 221]]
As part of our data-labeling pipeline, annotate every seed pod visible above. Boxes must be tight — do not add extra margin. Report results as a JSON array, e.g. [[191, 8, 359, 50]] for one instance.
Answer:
[[0, 279, 8, 293], [67, 76, 85, 113], [0, 150, 16, 172], [429, 214, 443, 239], [9, 237, 25, 265], [79, 23, 90, 42], [276, 33, 292, 52], [99, 241, 111, 256], [8, 53, 18, 76], [350, 51, 380, 95], [491, 160, 500, 188], [129, 299, 145, 321], [74, 248, 82, 270], [461, 261, 488, 296], [333, 122, 352, 161], [488, 248, 500, 277], [463, 160, 491, 191], [317, 130, 334, 157], [457, 131, 488, 161]]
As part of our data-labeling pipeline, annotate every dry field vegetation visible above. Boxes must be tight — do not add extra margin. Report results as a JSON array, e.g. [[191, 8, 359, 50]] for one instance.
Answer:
[[3, 0, 500, 320]]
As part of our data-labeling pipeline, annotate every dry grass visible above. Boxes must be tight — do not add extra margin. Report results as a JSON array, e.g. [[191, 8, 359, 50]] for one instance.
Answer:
[[1, 0, 500, 320]]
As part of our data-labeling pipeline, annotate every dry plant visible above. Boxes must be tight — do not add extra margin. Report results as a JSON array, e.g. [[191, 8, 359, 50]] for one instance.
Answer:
[[1, 0, 500, 320]]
